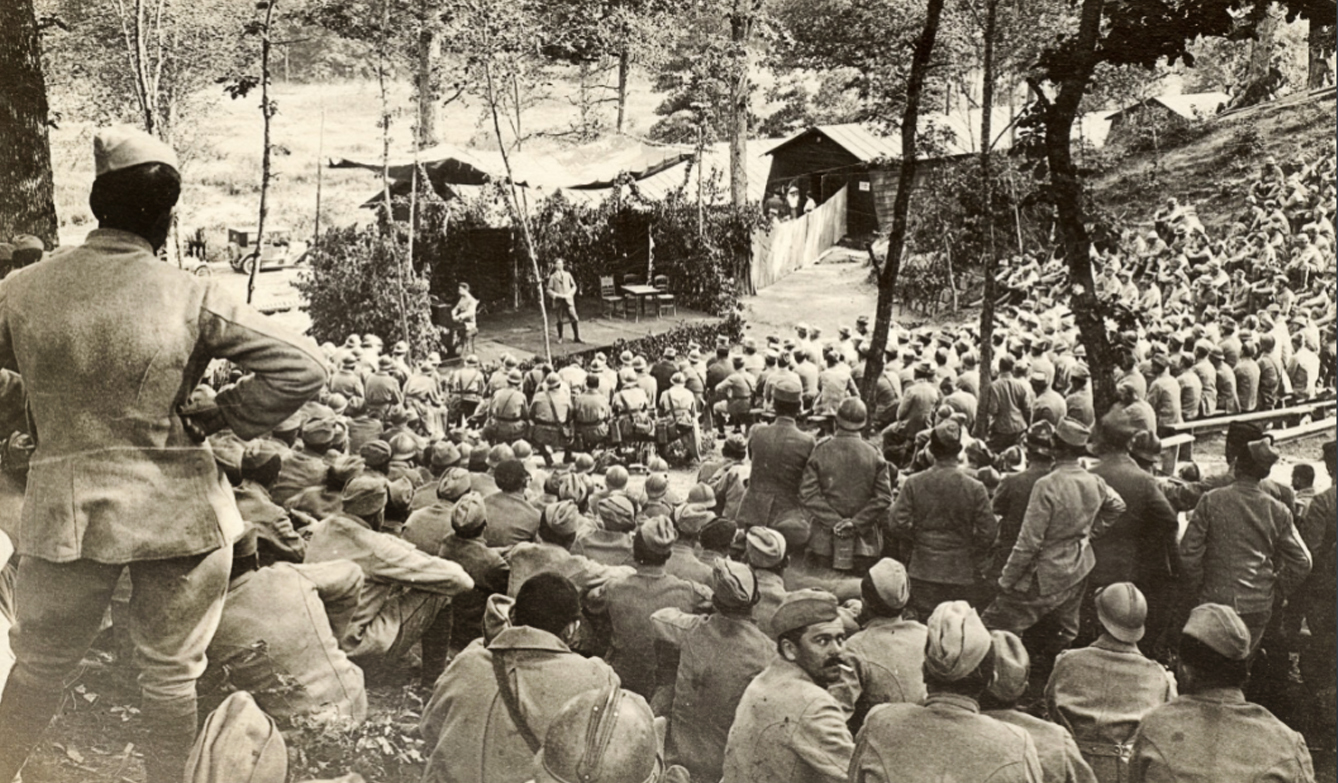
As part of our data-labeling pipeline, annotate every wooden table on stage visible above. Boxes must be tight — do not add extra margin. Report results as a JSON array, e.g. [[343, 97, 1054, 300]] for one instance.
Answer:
[[621, 284, 659, 321]]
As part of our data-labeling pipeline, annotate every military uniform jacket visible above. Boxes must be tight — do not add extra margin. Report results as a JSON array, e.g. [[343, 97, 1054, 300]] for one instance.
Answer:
[[209, 561, 368, 723], [1045, 636, 1176, 783], [1129, 688, 1314, 783], [482, 491, 542, 548], [652, 609, 775, 783], [851, 694, 1043, 783], [986, 377, 1034, 436], [843, 617, 927, 714], [897, 381, 941, 435], [586, 565, 712, 697], [739, 418, 815, 529], [0, 229, 325, 563], [1089, 454, 1180, 586], [1180, 478, 1312, 615], [1234, 358, 1261, 412], [419, 626, 620, 783], [890, 459, 997, 586], [985, 709, 1097, 783], [504, 541, 632, 597], [722, 659, 855, 783], [799, 431, 893, 560], [999, 462, 1126, 595]]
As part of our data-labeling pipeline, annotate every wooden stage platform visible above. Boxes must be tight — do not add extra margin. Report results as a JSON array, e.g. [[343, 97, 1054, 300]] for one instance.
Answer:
[[467, 299, 721, 364]]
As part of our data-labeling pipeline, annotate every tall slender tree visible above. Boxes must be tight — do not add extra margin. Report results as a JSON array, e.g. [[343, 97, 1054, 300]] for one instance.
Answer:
[[859, 0, 949, 403]]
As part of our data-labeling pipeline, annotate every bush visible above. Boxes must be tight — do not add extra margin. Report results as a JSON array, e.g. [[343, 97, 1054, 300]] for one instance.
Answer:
[[294, 222, 442, 357]]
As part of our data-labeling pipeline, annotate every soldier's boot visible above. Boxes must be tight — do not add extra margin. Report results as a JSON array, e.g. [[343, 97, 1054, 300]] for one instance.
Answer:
[[556, 321, 565, 342], [141, 702, 198, 783], [0, 679, 61, 783], [572, 322, 584, 344]]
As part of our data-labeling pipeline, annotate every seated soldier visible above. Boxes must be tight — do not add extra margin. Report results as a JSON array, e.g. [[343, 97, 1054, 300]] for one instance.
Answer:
[[304, 474, 474, 666], [206, 526, 368, 724]]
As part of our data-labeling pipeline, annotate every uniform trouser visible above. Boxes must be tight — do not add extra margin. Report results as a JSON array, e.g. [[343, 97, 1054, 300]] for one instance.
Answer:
[[9, 549, 231, 710], [345, 584, 450, 666], [0, 548, 231, 783], [908, 578, 986, 622], [554, 299, 581, 340], [983, 579, 1086, 683]]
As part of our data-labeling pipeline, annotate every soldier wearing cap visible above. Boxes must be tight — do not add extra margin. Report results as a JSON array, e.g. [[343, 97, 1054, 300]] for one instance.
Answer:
[[744, 527, 791, 637], [1030, 369, 1067, 428], [481, 460, 541, 547], [985, 354, 1035, 453], [402, 468, 474, 553], [0, 126, 328, 783], [665, 500, 714, 585], [529, 373, 572, 466], [504, 500, 632, 598], [1209, 345, 1239, 414], [713, 355, 757, 435], [585, 517, 712, 697], [484, 369, 530, 444], [981, 630, 1096, 783], [984, 419, 1126, 674], [1129, 604, 1314, 782], [448, 354, 486, 425], [890, 419, 996, 616], [1179, 436, 1311, 654], [233, 440, 307, 565], [722, 589, 855, 783], [738, 377, 815, 541], [661, 371, 702, 462], [850, 601, 1043, 783], [1046, 583, 1176, 783], [1064, 365, 1095, 427], [574, 493, 638, 566], [988, 422, 1056, 588], [304, 474, 474, 665], [800, 399, 892, 575], [365, 355, 405, 418], [840, 559, 927, 730], [652, 559, 774, 783], [421, 573, 617, 783], [330, 353, 367, 400], [572, 374, 613, 452], [896, 361, 941, 438], [207, 527, 368, 724]]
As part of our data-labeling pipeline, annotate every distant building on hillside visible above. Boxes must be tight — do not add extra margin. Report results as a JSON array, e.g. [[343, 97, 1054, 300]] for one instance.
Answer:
[[1104, 91, 1229, 149], [762, 124, 898, 237]]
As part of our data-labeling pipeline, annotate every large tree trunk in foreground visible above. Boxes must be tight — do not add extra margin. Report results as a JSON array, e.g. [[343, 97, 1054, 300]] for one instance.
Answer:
[[859, 0, 947, 404], [1043, 0, 1118, 415], [1244, 1, 1280, 88], [974, 0, 1000, 439], [0, 0, 59, 251]]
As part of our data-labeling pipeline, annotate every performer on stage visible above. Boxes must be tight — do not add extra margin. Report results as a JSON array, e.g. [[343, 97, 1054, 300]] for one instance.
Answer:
[[450, 282, 479, 355], [547, 257, 584, 344]]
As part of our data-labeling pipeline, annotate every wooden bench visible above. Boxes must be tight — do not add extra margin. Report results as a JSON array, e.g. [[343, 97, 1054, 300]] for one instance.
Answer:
[[1270, 417, 1336, 445], [1167, 400, 1337, 437], [1159, 433, 1197, 476]]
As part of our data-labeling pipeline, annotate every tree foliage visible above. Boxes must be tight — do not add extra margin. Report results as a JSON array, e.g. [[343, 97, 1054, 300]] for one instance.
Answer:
[[295, 221, 440, 356]]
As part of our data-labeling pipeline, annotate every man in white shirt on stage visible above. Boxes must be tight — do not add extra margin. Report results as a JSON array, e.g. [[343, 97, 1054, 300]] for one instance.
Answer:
[[547, 257, 584, 344]]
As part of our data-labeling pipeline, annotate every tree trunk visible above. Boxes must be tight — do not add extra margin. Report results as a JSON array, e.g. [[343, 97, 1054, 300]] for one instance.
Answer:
[[859, 0, 947, 404], [1042, 0, 1117, 415], [974, 0, 999, 439], [0, 0, 59, 251], [414, 0, 440, 149], [1244, 1, 1280, 87], [728, 2, 749, 207], [1309, 19, 1335, 88], [249, 0, 278, 305], [616, 48, 630, 134]]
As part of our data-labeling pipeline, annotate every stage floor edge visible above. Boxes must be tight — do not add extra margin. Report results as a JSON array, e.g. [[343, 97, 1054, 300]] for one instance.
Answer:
[[469, 302, 722, 364]]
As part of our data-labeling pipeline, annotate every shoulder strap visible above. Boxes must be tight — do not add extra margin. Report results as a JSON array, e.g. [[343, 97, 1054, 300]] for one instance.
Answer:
[[547, 391, 567, 424], [491, 651, 543, 754]]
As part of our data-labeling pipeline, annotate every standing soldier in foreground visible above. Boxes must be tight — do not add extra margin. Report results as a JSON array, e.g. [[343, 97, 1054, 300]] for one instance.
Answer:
[[0, 127, 327, 783]]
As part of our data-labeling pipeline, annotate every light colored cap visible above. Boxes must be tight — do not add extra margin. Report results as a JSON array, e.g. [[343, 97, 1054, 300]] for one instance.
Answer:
[[1184, 603, 1251, 660], [437, 467, 473, 501], [451, 492, 487, 533], [836, 398, 867, 430], [987, 630, 1030, 704], [924, 601, 992, 681], [673, 502, 715, 536], [1055, 417, 1091, 448], [745, 527, 787, 568], [712, 559, 758, 610], [636, 515, 677, 555], [771, 589, 840, 637], [644, 473, 668, 499], [341, 474, 389, 516], [867, 558, 909, 610], [94, 125, 179, 177], [541, 499, 582, 539], [596, 494, 637, 532]]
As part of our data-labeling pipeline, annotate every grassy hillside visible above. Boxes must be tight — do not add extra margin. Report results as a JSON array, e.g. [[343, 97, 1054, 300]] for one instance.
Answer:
[[48, 71, 667, 251], [1090, 88, 1336, 230]]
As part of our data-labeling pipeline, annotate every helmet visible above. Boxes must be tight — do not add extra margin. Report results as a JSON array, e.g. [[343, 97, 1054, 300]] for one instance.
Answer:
[[1095, 582, 1147, 643], [535, 688, 661, 783]]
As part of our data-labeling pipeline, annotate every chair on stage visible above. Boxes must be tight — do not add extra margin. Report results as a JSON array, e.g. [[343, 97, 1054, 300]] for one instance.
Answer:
[[600, 275, 627, 319], [652, 274, 676, 318]]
